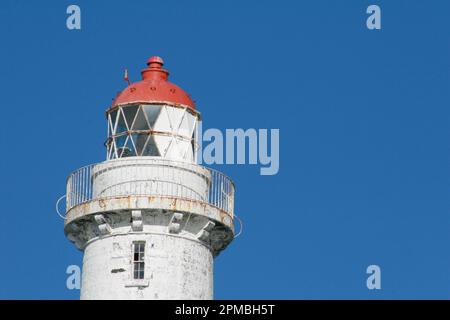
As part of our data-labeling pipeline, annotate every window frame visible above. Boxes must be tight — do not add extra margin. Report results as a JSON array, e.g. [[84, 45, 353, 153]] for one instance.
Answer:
[[132, 241, 145, 280]]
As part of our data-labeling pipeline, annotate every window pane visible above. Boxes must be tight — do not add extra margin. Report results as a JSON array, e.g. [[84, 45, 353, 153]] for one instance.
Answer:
[[133, 242, 145, 279], [153, 135, 172, 157], [108, 142, 116, 160], [143, 105, 162, 129], [109, 109, 119, 133], [142, 135, 160, 156], [122, 105, 139, 129], [133, 241, 145, 279], [132, 107, 149, 131], [116, 109, 128, 133], [120, 135, 136, 158], [178, 111, 194, 137], [131, 134, 147, 156], [114, 135, 127, 158], [166, 106, 183, 130]]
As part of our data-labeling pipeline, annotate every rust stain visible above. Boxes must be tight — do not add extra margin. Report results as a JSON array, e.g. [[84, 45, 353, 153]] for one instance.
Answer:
[[169, 198, 177, 210]]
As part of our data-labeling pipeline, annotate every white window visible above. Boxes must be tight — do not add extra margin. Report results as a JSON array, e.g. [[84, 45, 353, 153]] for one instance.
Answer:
[[132, 241, 145, 279]]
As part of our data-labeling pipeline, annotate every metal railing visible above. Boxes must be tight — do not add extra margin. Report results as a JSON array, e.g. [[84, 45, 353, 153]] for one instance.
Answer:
[[66, 160, 234, 217]]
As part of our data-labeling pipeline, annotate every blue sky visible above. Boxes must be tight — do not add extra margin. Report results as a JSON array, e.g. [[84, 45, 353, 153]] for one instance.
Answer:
[[0, 0, 449, 299]]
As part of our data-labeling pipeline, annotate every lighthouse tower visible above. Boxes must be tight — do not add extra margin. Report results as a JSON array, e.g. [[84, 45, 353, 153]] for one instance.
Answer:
[[63, 56, 235, 300]]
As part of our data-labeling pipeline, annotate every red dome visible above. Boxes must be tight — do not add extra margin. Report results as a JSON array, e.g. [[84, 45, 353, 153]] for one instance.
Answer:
[[111, 56, 196, 110]]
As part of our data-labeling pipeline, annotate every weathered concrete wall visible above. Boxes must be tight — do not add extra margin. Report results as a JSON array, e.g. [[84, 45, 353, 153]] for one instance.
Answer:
[[64, 158, 233, 300], [92, 158, 210, 202], [81, 233, 213, 300], [79, 159, 214, 299]]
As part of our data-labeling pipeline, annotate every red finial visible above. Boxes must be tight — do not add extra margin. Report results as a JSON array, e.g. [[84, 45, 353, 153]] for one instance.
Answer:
[[147, 56, 164, 66], [141, 56, 169, 80]]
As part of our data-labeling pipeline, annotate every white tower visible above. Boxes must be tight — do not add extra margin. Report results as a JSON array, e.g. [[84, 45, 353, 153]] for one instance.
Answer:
[[63, 56, 235, 300]]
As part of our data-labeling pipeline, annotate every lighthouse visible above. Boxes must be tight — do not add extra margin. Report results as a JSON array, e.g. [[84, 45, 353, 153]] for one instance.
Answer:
[[63, 56, 235, 300]]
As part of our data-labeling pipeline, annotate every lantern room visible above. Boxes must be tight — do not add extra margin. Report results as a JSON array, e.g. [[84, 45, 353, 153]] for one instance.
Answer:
[[105, 57, 200, 163]]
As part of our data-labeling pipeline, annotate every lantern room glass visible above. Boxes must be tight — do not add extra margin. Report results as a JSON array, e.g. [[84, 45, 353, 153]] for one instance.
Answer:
[[105, 104, 198, 161]]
